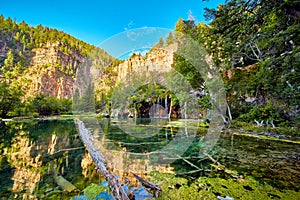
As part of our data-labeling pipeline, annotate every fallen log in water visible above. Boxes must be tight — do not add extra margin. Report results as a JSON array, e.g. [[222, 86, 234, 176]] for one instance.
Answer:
[[53, 175, 77, 192], [132, 173, 162, 198], [75, 119, 130, 200]]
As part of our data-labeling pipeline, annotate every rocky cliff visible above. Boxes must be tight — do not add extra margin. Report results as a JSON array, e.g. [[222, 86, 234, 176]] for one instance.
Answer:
[[116, 47, 175, 80], [0, 39, 7, 58], [31, 42, 85, 75], [0, 17, 114, 101], [1, 20, 177, 102], [93, 46, 176, 107], [21, 65, 74, 99], [20, 42, 86, 99]]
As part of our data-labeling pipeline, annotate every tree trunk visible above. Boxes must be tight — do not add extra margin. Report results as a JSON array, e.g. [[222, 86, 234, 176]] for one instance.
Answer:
[[76, 119, 130, 200], [226, 101, 232, 121]]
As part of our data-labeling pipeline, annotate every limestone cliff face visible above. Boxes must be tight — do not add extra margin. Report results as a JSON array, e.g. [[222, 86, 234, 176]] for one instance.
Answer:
[[94, 47, 176, 106], [20, 42, 86, 99], [6, 40, 178, 100], [21, 65, 74, 99], [31, 42, 85, 75], [116, 47, 174, 80]]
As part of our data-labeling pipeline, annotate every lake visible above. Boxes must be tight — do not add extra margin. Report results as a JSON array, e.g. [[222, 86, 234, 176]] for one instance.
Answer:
[[0, 117, 299, 199]]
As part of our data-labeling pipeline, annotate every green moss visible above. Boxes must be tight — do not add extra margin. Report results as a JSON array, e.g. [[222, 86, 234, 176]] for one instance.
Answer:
[[232, 132, 300, 144], [83, 183, 108, 200], [196, 176, 300, 200], [149, 172, 300, 200], [230, 120, 299, 137], [149, 171, 211, 200]]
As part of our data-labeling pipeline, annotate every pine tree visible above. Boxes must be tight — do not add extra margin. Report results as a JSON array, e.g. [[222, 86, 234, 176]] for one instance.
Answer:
[[166, 32, 175, 45], [4, 49, 14, 70], [154, 37, 164, 48], [175, 18, 185, 38], [16, 51, 26, 71], [72, 88, 80, 112]]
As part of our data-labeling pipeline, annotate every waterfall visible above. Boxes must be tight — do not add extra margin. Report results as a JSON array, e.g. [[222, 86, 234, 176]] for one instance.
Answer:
[[156, 97, 159, 118], [165, 97, 168, 118]]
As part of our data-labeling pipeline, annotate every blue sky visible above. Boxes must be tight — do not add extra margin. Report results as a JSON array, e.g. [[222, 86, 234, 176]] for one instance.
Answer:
[[0, 0, 225, 57]]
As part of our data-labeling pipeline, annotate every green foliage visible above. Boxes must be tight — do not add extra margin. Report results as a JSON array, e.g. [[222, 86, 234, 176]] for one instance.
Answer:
[[175, 18, 185, 36], [166, 32, 175, 46], [72, 88, 81, 112], [1, 0, 300, 127], [199, 0, 300, 126], [30, 94, 72, 116], [16, 51, 26, 71], [175, 18, 196, 38], [0, 83, 23, 118], [0, 14, 112, 76], [128, 83, 170, 116], [230, 120, 299, 137], [81, 83, 95, 112], [238, 103, 285, 125], [0, 15, 114, 118], [4, 49, 14, 70], [173, 54, 204, 90], [170, 0, 300, 125], [72, 83, 96, 113]]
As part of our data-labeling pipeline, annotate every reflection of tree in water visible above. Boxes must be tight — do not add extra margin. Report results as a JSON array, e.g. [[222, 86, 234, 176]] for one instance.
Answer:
[[0, 121, 22, 198], [0, 119, 102, 199]]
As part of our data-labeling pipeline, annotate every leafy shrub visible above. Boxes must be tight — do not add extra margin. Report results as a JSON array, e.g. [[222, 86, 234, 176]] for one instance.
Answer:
[[238, 103, 287, 126]]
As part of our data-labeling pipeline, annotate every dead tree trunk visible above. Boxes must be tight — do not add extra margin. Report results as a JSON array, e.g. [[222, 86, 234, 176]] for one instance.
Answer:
[[132, 173, 162, 198], [75, 119, 130, 200]]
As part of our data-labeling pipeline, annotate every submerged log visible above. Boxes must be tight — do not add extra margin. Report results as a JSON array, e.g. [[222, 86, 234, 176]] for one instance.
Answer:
[[53, 175, 77, 192], [76, 119, 130, 200], [177, 154, 202, 171], [132, 173, 162, 198], [50, 162, 77, 192]]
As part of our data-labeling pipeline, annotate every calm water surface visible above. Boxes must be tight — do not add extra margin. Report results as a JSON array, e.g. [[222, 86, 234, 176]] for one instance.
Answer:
[[0, 117, 299, 199]]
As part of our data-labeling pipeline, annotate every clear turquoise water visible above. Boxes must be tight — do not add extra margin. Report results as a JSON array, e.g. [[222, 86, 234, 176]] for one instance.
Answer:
[[0, 117, 299, 199]]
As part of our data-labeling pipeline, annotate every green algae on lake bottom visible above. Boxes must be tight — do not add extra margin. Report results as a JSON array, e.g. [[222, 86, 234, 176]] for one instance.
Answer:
[[149, 171, 300, 200]]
